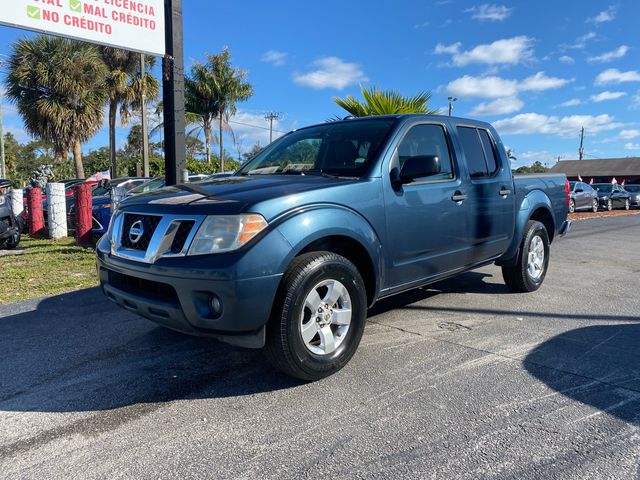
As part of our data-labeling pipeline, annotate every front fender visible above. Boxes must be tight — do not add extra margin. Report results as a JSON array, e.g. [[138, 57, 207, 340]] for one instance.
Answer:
[[274, 205, 384, 294], [496, 190, 554, 267]]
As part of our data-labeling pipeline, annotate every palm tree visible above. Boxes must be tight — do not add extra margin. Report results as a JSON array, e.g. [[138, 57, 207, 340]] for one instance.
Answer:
[[99, 47, 159, 175], [5, 36, 107, 178], [334, 85, 439, 117], [185, 48, 253, 171]]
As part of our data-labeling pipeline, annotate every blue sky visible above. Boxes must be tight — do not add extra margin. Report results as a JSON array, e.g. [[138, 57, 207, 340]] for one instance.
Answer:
[[1, 0, 639, 167]]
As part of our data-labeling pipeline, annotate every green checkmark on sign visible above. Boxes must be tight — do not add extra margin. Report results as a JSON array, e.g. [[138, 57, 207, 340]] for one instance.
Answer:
[[26, 5, 41, 20], [69, 0, 82, 13]]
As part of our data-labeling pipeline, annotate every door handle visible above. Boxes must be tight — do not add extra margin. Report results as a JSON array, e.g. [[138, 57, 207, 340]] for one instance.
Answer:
[[499, 187, 511, 196], [451, 191, 468, 202]]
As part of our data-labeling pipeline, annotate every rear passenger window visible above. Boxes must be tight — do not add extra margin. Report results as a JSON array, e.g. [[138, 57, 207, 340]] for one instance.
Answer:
[[478, 129, 499, 175], [457, 127, 487, 178], [457, 126, 500, 178], [397, 124, 454, 182]]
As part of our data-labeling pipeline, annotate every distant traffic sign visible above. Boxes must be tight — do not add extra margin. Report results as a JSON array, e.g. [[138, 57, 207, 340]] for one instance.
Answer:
[[0, 0, 165, 56]]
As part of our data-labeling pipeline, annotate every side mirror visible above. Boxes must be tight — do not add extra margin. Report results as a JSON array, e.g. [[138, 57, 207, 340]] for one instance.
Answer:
[[399, 155, 441, 184]]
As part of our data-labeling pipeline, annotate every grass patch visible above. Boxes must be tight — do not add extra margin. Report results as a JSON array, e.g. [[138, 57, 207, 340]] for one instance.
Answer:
[[0, 235, 98, 303]]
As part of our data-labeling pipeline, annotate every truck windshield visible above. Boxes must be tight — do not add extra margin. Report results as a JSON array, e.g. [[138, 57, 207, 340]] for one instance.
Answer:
[[236, 118, 396, 178]]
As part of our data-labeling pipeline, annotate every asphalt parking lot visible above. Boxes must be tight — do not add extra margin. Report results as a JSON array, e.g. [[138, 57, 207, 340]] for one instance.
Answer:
[[1, 215, 639, 479]]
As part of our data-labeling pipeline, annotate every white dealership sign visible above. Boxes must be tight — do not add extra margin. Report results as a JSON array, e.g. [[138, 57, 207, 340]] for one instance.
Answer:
[[0, 0, 165, 56]]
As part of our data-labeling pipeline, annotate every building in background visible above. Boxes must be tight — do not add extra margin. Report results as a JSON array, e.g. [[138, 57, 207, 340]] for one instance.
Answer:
[[550, 158, 640, 184]]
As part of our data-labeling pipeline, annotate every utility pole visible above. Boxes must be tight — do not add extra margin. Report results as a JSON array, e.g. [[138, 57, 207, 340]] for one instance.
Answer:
[[0, 59, 5, 179], [578, 127, 585, 161], [0, 97, 5, 179], [162, 0, 186, 185], [265, 112, 281, 144], [140, 53, 150, 178], [448, 97, 457, 117]]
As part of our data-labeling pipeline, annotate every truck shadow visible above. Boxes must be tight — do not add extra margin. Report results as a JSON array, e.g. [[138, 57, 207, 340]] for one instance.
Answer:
[[0, 288, 300, 413], [523, 324, 640, 424]]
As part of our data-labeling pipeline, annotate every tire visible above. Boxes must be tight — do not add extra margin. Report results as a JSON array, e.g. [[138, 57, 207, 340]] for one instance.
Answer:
[[265, 251, 367, 381], [569, 199, 575, 213], [502, 220, 550, 293], [607, 199, 613, 211], [592, 199, 598, 213], [625, 199, 630, 210]]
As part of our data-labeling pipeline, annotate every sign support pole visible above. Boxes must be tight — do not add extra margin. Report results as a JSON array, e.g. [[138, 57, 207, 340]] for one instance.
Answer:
[[140, 53, 150, 178], [162, 0, 186, 186]]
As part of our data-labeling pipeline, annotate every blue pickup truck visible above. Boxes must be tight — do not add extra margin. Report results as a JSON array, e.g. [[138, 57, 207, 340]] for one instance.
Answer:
[[97, 115, 570, 380]]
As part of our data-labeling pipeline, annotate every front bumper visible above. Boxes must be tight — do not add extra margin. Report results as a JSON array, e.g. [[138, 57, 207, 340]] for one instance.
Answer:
[[96, 232, 288, 348]]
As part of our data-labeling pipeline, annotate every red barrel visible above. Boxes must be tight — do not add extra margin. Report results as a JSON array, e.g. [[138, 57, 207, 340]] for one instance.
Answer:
[[27, 187, 45, 236], [74, 183, 93, 245]]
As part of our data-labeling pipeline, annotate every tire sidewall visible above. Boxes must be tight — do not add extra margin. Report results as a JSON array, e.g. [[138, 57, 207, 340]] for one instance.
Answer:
[[569, 199, 575, 213], [282, 256, 367, 376], [521, 222, 550, 291], [593, 199, 598, 213]]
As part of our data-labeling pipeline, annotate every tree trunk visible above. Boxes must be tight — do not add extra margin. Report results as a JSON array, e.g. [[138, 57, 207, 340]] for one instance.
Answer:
[[109, 98, 118, 177], [73, 139, 85, 179], [204, 120, 211, 164], [219, 111, 224, 173]]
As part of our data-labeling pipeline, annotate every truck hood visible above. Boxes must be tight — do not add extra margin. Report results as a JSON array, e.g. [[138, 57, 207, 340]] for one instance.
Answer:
[[119, 175, 359, 217]]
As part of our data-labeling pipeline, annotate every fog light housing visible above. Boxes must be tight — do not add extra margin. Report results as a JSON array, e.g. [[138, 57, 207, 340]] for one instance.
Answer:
[[209, 294, 223, 318]]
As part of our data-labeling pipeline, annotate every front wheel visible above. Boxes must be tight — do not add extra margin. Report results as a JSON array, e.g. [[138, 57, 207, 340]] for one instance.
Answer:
[[265, 251, 367, 381], [502, 220, 550, 293], [625, 199, 630, 210], [607, 199, 613, 211], [592, 199, 599, 213], [569, 199, 575, 213]]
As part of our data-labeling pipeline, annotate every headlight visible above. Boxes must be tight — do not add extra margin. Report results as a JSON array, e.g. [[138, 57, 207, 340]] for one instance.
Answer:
[[188, 214, 268, 255]]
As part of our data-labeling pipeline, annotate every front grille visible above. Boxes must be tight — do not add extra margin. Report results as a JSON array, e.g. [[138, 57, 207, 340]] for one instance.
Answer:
[[120, 213, 161, 251], [107, 269, 179, 304], [171, 221, 195, 253]]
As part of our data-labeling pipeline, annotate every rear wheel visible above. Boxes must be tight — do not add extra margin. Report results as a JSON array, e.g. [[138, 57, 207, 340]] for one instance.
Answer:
[[502, 220, 550, 293], [265, 251, 367, 381], [569, 199, 575, 213]]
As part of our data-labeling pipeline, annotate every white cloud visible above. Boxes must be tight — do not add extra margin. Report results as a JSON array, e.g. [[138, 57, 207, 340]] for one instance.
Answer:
[[562, 32, 597, 50], [465, 4, 513, 21], [588, 45, 629, 63], [293, 57, 368, 90], [631, 91, 640, 110], [619, 129, 640, 139], [434, 36, 534, 66], [494, 113, 622, 138], [469, 97, 523, 116], [559, 55, 575, 64], [590, 91, 627, 102], [559, 98, 582, 107], [624, 142, 640, 150], [519, 71, 571, 91], [587, 6, 616, 24], [447, 75, 518, 98], [261, 50, 287, 67], [447, 71, 570, 98], [413, 21, 430, 29], [595, 68, 640, 85]]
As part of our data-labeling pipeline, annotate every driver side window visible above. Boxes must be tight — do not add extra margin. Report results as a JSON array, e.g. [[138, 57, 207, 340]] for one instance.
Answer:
[[397, 124, 454, 182]]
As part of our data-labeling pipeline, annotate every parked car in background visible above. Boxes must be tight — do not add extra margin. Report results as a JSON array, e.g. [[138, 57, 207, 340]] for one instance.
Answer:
[[68, 177, 148, 234], [624, 185, 640, 208], [126, 173, 227, 198], [569, 181, 599, 213], [592, 183, 631, 211]]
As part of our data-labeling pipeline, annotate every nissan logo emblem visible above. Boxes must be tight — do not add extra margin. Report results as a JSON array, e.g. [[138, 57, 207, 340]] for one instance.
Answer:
[[129, 220, 145, 244]]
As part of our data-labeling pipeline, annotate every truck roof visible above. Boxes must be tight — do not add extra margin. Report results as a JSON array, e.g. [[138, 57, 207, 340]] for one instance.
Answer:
[[302, 113, 493, 131]]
